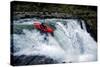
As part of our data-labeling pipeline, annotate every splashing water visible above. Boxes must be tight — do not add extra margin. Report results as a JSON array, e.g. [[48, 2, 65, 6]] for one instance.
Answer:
[[12, 19, 97, 63]]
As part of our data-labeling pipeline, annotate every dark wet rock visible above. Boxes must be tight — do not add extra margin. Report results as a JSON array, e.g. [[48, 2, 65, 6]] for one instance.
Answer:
[[11, 55, 58, 66], [84, 20, 97, 41]]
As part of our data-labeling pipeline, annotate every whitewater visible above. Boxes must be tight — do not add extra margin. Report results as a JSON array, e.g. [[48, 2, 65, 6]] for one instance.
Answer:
[[12, 18, 97, 63]]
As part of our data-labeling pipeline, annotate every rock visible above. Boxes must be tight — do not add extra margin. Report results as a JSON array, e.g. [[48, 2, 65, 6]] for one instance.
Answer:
[[11, 55, 58, 66]]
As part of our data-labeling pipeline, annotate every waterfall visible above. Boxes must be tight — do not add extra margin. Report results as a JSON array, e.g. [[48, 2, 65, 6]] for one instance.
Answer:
[[81, 20, 87, 31], [54, 19, 97, 62], [12, 18, 97, 63]]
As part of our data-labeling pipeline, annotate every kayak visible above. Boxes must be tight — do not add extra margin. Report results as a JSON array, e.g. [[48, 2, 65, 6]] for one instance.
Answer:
[[34, 21, 54, 33]]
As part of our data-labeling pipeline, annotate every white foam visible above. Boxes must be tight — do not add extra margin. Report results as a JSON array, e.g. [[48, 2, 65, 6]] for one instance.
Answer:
[[13, 19, 97, 63]]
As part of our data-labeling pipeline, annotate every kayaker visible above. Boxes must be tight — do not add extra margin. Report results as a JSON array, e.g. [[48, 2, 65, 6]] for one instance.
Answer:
[[34, 21, 54, 36]]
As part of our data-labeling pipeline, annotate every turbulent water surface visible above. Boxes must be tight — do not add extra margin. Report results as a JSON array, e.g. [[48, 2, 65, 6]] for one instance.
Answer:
[[12, 18, 97, 65]]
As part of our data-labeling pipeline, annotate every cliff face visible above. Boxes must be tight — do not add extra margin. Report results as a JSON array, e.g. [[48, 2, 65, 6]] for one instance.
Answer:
[[11, 1, 97, 41]]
